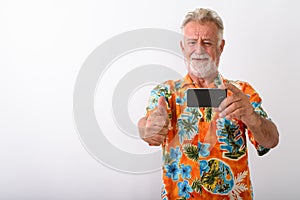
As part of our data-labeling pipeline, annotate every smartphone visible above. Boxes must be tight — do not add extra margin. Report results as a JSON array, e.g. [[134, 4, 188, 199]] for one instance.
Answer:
[[187, 88, 227, 107]]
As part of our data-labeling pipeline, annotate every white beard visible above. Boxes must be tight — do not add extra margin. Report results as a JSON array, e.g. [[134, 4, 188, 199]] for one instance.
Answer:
[[187, 53, 218, 79]]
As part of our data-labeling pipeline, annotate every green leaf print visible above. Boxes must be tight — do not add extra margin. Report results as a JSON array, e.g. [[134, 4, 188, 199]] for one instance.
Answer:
[[204, 107, 214, 122], [183, 144, 199, 161], [191, 178, 202, 194]]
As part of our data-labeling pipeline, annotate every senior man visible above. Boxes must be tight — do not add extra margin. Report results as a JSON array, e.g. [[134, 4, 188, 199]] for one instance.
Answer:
[[138, 8, 279, 200]]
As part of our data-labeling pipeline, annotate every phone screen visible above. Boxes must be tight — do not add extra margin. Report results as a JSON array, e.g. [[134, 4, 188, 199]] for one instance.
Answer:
[[187, 88, 227, 107]]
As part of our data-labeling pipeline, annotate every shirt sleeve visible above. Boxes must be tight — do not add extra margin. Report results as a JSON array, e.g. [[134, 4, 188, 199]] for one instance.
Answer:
[[242, 82, 271, 156], [144, 81, 174, 146], [146, 82, 172, 115]]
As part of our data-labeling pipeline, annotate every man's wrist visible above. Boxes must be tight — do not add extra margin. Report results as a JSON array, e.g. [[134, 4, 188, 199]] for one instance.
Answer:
[[246, 112, 262, 131]]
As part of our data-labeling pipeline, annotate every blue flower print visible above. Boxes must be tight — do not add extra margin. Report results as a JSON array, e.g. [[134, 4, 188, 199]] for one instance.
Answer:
[[178, 180, 193, 199], [199, 160, 210, 176], [198, 142, 210, 157], [216, 118, 238, 134], [176, 96, 186, 105], [176, 90, 187, 105], [184, 107, 202, 121], [170, 147, 182, 162], [180, 164, 192, 179], [165, 161, 180, 181]]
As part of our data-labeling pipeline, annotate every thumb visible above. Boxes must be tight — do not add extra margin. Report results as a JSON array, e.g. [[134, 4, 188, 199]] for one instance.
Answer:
[[138, 116, 148, 139], [138, 116, 147, 129], [157, 96, 167, 115]]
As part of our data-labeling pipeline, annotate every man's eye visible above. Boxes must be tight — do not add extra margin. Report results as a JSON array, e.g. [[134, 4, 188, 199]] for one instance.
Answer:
[[204, 42, 212, 46], [188, 41, 196, 45]]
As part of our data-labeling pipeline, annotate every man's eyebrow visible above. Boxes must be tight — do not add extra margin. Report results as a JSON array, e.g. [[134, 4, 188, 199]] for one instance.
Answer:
[[186, 38, 197, 41], [202, 38, 213, 41], [185, 37, 214, 41]]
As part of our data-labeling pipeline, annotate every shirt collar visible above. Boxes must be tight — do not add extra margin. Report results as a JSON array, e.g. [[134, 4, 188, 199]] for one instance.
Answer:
[[181, 73, 225, 89]]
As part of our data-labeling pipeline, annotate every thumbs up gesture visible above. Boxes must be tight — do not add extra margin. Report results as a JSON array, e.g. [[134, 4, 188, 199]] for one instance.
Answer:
[[138, 96, 170, 146]]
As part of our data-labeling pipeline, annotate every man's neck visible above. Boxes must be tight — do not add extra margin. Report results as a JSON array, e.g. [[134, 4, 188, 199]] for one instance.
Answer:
[[189, 71, 219, 88]]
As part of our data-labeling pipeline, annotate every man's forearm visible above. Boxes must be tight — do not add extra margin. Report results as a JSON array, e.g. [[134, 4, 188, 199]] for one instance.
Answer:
[[246, 113, 279, 149]]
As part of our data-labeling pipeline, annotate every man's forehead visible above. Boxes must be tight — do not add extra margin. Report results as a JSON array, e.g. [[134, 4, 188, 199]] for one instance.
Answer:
[[183, 21, 218, 40]]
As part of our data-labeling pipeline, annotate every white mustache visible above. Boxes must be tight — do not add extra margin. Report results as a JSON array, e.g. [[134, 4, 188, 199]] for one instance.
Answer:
[[190, 53, 210, 60]]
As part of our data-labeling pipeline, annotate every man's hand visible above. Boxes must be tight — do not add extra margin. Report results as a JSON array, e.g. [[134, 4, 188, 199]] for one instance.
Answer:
[[217, 83, 279, 148], [138, 96, 169, 146], [217, 83, 258, 127]]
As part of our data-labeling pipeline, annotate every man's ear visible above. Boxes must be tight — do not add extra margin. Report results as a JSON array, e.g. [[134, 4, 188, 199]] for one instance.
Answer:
[[219, 39, 225, 53], [180, 40, 184, 53]]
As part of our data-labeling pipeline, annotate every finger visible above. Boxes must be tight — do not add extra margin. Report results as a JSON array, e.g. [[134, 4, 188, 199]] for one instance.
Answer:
[[145, 125, 168, 137], [146, 121, 168, 130], [145, 126, 165, 136], [156, 126, 169, 136], [157, 96, 167, 116], [144, 134, 165, 146], [225, 107, 247, 120], [147, 115, 169, 127], [148, 139, 162, 146], [143, 137, 161, 146], [151, 134, 166, 143], [218, 95, 241, 112], [224, 83, 241, 94], [219, 100, 243, 118]]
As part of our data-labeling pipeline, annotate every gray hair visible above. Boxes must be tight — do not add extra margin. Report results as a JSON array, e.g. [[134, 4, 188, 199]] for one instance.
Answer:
[[181, 8, 224, 44]]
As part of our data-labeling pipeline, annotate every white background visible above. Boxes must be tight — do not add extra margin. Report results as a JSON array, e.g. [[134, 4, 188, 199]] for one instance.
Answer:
[[1, 0, 299, 199]]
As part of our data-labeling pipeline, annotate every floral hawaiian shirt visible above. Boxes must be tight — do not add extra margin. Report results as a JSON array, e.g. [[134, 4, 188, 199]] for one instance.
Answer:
[[146, 73, 270, 200]]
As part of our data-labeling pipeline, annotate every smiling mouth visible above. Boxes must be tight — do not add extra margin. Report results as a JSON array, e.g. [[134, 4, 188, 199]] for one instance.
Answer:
[[192, 58, 208, 61]]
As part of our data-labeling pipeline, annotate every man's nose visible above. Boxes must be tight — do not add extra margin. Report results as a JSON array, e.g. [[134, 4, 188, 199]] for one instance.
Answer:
[[194, 43, 206, 54]]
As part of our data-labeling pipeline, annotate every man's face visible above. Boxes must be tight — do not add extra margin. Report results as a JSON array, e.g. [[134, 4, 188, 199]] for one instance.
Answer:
[[180, 21, 225, 79]]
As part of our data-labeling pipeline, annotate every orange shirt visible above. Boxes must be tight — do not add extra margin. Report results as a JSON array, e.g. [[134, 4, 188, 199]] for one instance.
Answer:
[[146, 74, 270, 200]]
